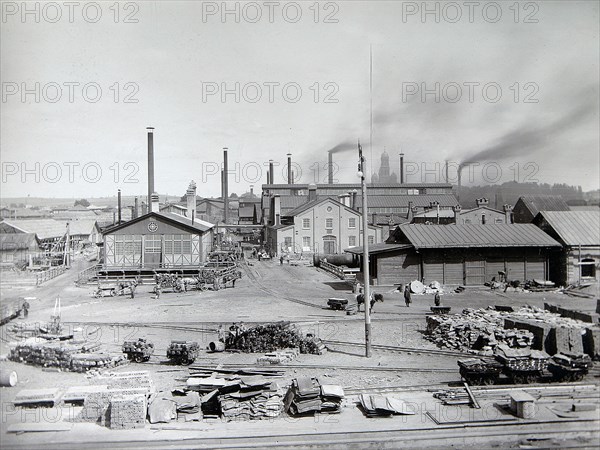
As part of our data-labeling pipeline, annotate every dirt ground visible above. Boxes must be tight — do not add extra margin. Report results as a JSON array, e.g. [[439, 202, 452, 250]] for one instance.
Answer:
[[1, 258, 599, 447]]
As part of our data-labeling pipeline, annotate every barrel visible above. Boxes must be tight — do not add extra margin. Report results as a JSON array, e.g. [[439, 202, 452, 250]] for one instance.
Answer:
[[208, 341, 225, 352], [0, 369, 18, 387]]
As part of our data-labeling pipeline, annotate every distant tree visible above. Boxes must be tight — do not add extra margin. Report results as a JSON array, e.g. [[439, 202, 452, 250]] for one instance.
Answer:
[[230, 193, 238, 199], [74, 199, 90, 207]]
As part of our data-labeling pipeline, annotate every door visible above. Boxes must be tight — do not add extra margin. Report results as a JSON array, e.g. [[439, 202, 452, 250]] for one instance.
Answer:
[[144, 235, 162, 268], [465, 257, 485, 285], [323, 236, 337, 254]]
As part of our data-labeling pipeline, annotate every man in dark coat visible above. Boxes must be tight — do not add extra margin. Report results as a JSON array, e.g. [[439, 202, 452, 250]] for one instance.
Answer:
[[404, 285, 411, 307]]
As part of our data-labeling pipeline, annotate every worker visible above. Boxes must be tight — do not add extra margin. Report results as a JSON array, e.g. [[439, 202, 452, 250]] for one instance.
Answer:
[[22, 300, 30, 318], [280, 255, 284, 265], [217, 324, 226, 343], [404, 285, 412, 307], [434, 292, 441, 307]]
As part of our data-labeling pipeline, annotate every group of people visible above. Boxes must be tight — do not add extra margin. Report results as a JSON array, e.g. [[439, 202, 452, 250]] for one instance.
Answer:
[[402, 285, 442, 307], [217, 322, 248, 346]]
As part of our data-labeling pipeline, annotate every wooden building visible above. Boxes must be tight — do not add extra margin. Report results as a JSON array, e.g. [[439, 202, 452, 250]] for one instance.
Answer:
[[513, 195, 570, 223], [0, 233, 41, 265], [346, 223, 561, 286], [533, 211, 600, 285], [101, 211, 214, 270]]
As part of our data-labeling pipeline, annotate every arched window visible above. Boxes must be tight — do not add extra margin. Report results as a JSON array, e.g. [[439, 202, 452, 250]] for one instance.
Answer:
[[581, 258, 596, 278]]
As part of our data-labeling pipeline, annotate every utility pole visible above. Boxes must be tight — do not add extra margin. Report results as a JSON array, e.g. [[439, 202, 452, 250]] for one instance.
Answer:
[[358, 141, 372, 358]]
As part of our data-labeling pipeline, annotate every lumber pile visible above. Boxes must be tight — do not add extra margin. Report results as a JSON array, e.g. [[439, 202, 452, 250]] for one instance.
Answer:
[[87, 371, 155, 394], [284, 377, 344, 415], [77, 387, 148, 424], [13, 388, 62, 407], [227, 322, 326, 355], [70, 353, 126, 372], [495, 344, 550, 371], [166, 341, 199, 364]]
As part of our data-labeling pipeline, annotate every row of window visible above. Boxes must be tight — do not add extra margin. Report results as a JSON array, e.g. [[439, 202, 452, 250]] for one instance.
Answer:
[[302, 217, 357, 229], [283, 235, 373, 249]]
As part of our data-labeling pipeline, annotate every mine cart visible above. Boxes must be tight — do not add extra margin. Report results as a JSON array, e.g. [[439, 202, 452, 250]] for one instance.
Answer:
[[194, 266, 242, 291], [122, 338, 154, 362], [547, 352, 592, 382], [94, 280, 137, 298], [458, 358, 503, 386], [153, 274, 185, 294], [496, 349, 549, 384], [166, 340, 199, 365]]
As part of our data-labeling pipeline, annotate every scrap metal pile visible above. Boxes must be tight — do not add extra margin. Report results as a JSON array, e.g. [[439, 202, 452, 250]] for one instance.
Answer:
[[426, 308, 535, 353], [8, 338, 126, 372], [284, 377, 344, 415], [226, 322, 326, 354]]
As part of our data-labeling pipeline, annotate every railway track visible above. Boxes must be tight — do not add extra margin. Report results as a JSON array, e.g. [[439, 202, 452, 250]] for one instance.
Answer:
[[323, 339, 472, 358]]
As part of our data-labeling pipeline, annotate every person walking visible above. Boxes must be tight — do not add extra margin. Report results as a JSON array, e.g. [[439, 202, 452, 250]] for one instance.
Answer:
[[22, 300, 30, 318], [404, 285, 412, 307], [434, 292, 441, 307]]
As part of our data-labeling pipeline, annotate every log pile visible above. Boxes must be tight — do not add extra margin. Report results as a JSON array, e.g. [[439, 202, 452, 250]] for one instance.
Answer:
[[70, 353, 126, 372], [166, 341, 199, 364], [227, 322, 326, 355]]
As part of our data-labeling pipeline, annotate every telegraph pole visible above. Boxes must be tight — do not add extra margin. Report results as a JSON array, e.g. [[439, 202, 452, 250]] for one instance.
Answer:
[[358, 141, 372, 358]]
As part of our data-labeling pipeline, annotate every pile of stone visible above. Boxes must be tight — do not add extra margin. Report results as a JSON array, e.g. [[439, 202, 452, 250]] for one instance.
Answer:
[[107, 394, 147, 429], [426, 309, 534, 353], [257, 349, 299, 365], [8, 338, 125, 371], [227, 322, 325, 355]]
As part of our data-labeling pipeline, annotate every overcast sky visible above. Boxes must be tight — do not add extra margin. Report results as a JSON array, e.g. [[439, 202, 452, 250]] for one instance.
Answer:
[[1, 1, 598, 200]]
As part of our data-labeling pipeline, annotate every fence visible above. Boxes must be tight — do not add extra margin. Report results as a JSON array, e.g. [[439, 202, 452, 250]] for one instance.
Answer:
[[35, 266, 66, 286]]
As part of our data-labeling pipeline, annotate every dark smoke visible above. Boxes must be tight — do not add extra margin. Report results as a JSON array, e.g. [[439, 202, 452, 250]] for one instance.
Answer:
[[327, 140, 358, 154], [460, 100, 595, 168]]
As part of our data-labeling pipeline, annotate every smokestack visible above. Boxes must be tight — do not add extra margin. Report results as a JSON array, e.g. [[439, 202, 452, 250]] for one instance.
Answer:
[[186, 180, 197, 222], [328, 151, 333, 184], [476, 198, 489, 207], [457, 165, 463, 203], [287, 153, 293, 184], [141, 201, 147, 215], [151, 192, 160, 214], [453, 205, 462, 225], [273, 195, 281, 225], [399, 153, 405, 184], [267, 172, 270, 184], [445, 160, 449, 183], [269, 160, 274, 185], [308, 183, 317, 202], [117, 189, 122, 223], [351, 189, 358, 210], [146, 127, 155, 208], [133, 197, 139, 219], [223, 148, 229, 224], [407, 201, 414, 222], [503, 204, 513, 224], [250, 185, 254, 196]]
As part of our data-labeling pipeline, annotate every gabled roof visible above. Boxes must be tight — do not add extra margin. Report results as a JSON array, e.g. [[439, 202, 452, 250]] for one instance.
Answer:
[[392, 224, 561, 249], [516, 195, 570, 216], [0, 219, 97, 239], [285, 197, 358, 217], [460, 205, 505, 215], [103, 211, 214, 234], [0, 233, 40, 250], [535, 211, 600, 246], [345, 243, 412, 255]]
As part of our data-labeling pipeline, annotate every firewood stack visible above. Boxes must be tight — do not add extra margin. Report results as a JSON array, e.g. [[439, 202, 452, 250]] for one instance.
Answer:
[[227, 322, 326, 355]]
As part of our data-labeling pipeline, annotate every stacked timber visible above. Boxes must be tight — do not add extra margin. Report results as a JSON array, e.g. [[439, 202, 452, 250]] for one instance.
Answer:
[[227, 322, 325, 355], [70, 353, 126, 372], [87, 371, 155, 394], [108, 394, 147, 429], [8, 338, 79, 369]]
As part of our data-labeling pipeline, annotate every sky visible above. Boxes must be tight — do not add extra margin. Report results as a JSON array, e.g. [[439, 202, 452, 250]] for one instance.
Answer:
[[1, 0, 599, 200]]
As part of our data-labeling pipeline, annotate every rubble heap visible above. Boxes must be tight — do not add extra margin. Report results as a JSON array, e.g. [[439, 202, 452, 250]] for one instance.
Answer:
[[8, 338, 125, 371], [227, 322, 326, 354], [426, 309, 534, 353]]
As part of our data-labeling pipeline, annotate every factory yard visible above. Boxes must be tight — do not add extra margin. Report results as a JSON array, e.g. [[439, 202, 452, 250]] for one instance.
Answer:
[[1, 259, 599, 449]]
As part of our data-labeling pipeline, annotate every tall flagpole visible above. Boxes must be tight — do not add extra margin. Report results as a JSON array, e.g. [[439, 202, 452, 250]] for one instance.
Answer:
[[359, 141, 372, 358]]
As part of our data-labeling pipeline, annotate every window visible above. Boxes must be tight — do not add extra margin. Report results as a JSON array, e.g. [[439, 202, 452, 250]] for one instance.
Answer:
[[284, 237, 292, 249], [302, 218, 310, 229], [495, 218, 504, 224], [368, 236, 374, 245], [303, 236, 311, 248], [348, 236, 356, 247], [581, 258, 596, 278], [348, 217, 356, 229], [325, 218, 333, 228]]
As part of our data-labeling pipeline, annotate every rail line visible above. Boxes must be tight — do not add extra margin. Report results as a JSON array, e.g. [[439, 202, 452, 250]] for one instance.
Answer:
[[323, 339, 472, 358]]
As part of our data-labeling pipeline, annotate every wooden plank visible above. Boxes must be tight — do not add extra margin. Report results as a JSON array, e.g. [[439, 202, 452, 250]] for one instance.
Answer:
[[7, 422, 72, 433], [463, 382, 481, 409]]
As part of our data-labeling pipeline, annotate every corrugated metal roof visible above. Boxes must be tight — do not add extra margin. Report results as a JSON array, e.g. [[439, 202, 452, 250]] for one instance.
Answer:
[[103, 212, 214, 234], [396, 224, 561, 249], [537, 211, 600, 246], [0, 219, 97, 239], [518, 195, 570, 216]]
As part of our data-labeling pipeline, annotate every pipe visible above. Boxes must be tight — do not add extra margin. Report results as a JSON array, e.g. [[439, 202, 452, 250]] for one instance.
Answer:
[[287, 153, 293, 184], [457, 165, 463, 203], [0, 369, 18, 387], [134, 197, 139, 219], [146, 127, 155, 210], [399, 153, 404, 184], [223, 148, 229, 224], [269, 160, 274, 184], [117, 189, 122, 223], [445, 160, 449, 183], [328, 151, 334, 184]]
